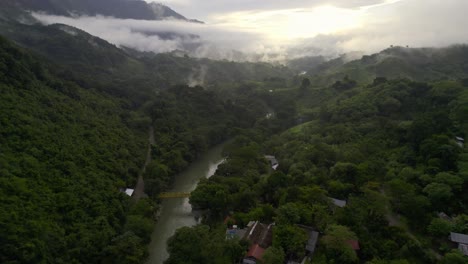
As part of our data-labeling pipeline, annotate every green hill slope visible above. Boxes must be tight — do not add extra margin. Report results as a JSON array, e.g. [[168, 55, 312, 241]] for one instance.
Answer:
[[306, 46, 468, 85], [0, 36, 152, 263], [1, 0, 192, 21]]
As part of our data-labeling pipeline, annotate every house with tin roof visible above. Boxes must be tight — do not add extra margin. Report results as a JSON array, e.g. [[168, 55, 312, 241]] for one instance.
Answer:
[[242, 221, 274, 264], [450, 232, 468, 256]]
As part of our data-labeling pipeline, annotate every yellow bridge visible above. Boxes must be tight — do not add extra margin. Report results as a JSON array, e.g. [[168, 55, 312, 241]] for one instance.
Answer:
[[159, 192, 191, 199]]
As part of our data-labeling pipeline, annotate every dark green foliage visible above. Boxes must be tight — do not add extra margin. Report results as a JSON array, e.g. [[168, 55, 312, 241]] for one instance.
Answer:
[[273, 225, 308, 259], [179, 74, 468, 264], [165, 225, 244, 264], [143, 85, 263, 199], [263, 246, 286, 264], [1, 8, 468, 263], [309, 45, 468, 85], [0, 36, 151, 263], [0, 19, 293, 106], [2, 0, 188, 21]]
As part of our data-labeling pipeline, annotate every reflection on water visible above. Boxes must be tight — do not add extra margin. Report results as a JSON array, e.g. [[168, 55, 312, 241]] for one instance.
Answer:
[[146, 143, 226, 264]]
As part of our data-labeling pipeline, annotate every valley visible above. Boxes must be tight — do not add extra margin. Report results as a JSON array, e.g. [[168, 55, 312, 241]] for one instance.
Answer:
[[0, 1, 467, 264]]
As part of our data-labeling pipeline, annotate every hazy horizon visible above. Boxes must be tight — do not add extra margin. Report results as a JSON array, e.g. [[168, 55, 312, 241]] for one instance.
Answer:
[[34, 0, 468, 61]]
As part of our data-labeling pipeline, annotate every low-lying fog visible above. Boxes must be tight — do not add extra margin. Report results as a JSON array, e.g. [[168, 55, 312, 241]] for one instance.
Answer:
[[33, 0, 468, 62]]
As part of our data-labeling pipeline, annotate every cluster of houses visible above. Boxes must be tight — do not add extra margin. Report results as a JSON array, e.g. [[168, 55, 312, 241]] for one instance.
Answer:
[[226, 220, 320, 264], [225, 197, 358, 264]]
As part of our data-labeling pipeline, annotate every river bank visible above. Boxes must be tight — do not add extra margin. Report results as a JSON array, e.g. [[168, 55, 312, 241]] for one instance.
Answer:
[[145, 142, 227, 264]]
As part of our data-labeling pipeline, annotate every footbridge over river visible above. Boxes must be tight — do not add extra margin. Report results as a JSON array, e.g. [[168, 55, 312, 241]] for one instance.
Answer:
[[158, 192, 191, 199]]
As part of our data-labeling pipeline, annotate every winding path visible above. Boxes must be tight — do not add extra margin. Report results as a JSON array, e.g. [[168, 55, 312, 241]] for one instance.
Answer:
[[133, 126, 155, 201]]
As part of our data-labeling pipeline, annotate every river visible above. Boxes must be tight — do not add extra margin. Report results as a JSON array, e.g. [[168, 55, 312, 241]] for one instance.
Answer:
[[146, 143, 226, 264]]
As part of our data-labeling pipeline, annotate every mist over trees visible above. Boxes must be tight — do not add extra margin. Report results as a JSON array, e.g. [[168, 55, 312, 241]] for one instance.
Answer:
[[0, 1, 468, 263]]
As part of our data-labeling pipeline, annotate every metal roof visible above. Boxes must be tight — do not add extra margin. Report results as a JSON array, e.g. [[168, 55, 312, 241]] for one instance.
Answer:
[[246, 244, 265, 260], [265, 155, 279, 166], [330, 198, 347, 207], [125, 188, 134, 196], [306, 231, 319, 253], [450, 232, 468, 244], [459, 244, 468, 256]]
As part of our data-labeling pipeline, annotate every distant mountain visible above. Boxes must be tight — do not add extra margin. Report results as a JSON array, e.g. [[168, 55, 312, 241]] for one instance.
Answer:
[[305, 45, 468, 85], [1, 0, 202, 23], [0, 17, 291, 100]]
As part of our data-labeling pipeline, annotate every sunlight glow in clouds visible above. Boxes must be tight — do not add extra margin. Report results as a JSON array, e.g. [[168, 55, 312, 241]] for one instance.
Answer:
[[213, 6, 362, 41], [34, 0, 468, 61]]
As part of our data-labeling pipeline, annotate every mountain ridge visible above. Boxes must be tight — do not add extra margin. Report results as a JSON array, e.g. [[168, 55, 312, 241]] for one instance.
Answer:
[[293, 45, 468, 86], [1, 0, 202, 23]]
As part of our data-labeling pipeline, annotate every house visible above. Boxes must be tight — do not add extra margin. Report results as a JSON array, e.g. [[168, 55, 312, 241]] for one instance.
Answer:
[[296, 224, 320, 255], [265, 155, 279, 170], [245, 221, 274, 248], [293, 224, 320, 263], [243, 244, 266, 264], [306, 231, 320, 254], [450, 232, 468, 256], [330, 198, 347, 208], [120, 188, 134, 196], [242, 221, 274, 264], [455, 137, 464, 148]]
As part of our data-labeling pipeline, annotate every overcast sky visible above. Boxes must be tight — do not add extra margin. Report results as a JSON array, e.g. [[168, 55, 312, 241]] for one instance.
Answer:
[[35, 0, 468, 61], [145, 0, 468, 49], [150, 0, 396, 20]]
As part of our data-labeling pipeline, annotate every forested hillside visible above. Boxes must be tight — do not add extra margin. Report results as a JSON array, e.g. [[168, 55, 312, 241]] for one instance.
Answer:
[[1, 2, 468, 263], [168, 76, 468, 263], [0, 30, 274, 263], [299, 46, 468, 86], [0, 19, 292, 103], [0, 36, 151, 263], [1, 0, 192, 21]]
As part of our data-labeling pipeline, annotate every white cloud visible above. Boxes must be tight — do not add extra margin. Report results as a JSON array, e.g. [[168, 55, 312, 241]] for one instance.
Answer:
[[33, 0, 468, 62], [335, 0, 468, 52], [145, 0, 389, 20], [32, 13, 274, 60]]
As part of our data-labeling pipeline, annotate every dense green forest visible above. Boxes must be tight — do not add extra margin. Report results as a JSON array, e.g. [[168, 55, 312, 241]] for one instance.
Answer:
[[301, 45, 468, 86], [0, 16, 292, 104], [166, 76, 468, 264], [0, 32, 272, 263], [1, 2, 468, 263], [1, 0, 191, 21], [0, 36, 151, 263]]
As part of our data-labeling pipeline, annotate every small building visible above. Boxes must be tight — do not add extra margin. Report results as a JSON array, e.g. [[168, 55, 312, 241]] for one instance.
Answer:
[[242, 221, 274, 264], [330, 198, 347, 208], [306, 231, 320, 254], [243, 244, 266, 264], [265, 155, 279, 170], [455, 137, 464, 148], [450, 232, 468, 256], [120, 188, 134, 197], [296, 224, 320, 261]]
